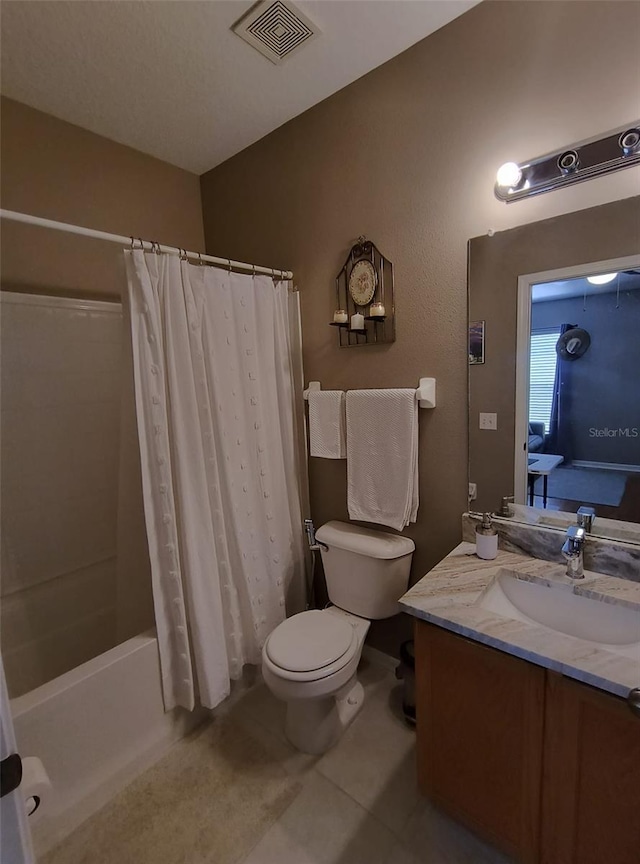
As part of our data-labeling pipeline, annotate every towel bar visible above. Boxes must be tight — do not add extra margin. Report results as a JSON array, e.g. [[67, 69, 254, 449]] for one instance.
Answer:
[[303, 378, 436, 409]]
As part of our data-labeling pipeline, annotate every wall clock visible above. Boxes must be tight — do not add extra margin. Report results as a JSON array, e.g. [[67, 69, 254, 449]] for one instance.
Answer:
[[348, 260, 377, 307], [331, 236, 395, 348]]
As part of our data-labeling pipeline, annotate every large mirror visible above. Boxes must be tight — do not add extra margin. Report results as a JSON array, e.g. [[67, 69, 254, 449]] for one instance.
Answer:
[[468, 196, 640, 544]]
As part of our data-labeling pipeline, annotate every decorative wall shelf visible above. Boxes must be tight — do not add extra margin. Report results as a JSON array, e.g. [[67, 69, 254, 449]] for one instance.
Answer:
[[332, 237, 395, 348]]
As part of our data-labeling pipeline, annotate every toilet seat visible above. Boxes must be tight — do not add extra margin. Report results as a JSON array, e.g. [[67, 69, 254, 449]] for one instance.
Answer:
[[264, 610, 358, 682]]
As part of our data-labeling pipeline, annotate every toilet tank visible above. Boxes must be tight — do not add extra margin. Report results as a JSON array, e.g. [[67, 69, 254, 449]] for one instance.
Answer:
[[314, 521, 415, 620]]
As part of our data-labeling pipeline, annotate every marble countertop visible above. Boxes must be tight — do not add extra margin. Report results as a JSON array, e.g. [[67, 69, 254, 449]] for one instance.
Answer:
[[399, 542, 640, 699]]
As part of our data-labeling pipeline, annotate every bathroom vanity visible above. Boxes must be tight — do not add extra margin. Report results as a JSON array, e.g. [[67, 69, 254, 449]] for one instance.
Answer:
[[400, 543, 640, 864]]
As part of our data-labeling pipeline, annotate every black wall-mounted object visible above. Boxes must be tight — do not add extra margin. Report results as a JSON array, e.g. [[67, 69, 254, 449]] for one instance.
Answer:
[[332, 237, 396, 348], [0, 752, 23, 798]]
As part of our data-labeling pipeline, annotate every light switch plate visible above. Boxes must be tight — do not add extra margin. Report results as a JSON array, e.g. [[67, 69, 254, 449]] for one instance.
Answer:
[[468, 482, 477, 500], [479, 412, 498, 430]]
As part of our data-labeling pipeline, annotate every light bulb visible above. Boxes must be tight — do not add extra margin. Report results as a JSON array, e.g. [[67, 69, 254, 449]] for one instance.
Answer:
[[496, 162, 522, 189], [587, 273, 618, 285]]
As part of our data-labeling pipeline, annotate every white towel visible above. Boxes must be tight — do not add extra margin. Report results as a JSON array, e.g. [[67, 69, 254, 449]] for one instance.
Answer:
[[346, 389, 419, 531], [308, 390, 346, 459]]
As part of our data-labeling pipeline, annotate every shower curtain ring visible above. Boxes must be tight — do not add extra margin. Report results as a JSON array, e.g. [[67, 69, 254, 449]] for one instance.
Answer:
[[198, 252, 203, 266], [228, 258, 232, 274]]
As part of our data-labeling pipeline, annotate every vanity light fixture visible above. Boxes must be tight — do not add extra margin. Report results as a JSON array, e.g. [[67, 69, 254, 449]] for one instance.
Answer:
[[494, 123, 640, 202], [495, 161, 523, 192], [587, 273, 618, 285]]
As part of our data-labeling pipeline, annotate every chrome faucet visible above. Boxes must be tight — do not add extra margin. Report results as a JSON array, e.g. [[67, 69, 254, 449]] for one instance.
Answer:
[[577, 505, 595, 534], [561, 525, 586, 579]]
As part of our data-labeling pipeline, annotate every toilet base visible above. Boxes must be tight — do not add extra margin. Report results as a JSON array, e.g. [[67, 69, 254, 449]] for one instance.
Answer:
[[284, 674, 365, 755]]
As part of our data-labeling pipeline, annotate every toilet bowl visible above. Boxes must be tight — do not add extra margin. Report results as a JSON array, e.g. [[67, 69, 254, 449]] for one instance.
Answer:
[[262, 521, 414, 755], [262, 606, 370, 754]]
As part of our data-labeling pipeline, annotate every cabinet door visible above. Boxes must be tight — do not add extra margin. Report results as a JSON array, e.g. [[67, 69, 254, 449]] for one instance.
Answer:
[[414, 621, 545, 864], [541, 672, 640, 864]]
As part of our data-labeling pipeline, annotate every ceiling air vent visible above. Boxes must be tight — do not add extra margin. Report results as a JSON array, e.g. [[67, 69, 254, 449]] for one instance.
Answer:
[[233, 0, 319, 65]]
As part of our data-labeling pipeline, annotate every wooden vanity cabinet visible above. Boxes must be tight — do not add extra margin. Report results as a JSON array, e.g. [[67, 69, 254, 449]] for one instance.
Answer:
[[541, 672, 640, 864], [414, 621, 640, 864], [414, 622, 545, 863]]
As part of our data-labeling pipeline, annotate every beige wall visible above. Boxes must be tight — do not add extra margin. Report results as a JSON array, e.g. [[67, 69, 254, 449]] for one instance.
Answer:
[[200, 0, 640, 654], [1, 96, 205, 298]]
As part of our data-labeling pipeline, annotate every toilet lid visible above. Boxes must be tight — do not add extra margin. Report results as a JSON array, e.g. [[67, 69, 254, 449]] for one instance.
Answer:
[[265, 610, 355, 673]]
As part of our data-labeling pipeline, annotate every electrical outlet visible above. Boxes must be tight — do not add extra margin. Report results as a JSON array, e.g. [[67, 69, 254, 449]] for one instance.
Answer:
[[479, 412, 498, 430], [468, 482, 477, 501]]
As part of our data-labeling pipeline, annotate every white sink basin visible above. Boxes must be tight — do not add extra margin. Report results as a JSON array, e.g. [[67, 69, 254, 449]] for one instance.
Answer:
[[479, 568, 640, 660]]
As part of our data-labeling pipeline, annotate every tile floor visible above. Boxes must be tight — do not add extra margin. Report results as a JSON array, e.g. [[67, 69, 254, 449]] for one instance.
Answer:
[[42, 653, 513, 864]]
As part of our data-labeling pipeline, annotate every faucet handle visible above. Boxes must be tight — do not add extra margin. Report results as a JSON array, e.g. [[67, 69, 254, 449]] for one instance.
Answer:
[[499, 495, 515, 517], [577, 506, 595, 533], [562, 525, 586, 578], [565, 524, 586, 543], [562, 524, 585, 557]]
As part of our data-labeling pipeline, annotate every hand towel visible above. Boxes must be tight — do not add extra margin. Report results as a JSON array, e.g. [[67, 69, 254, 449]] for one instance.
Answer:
[[346, 389, 419, 531], [308, 390, 346, 459]]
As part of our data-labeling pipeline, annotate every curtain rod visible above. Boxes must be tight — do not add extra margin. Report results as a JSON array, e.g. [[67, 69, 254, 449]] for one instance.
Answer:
[[0, 209, 293, 280]]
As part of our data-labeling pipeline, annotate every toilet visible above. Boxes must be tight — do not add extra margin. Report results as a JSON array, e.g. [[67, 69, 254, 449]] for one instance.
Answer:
[[262, 520, 415, 754]]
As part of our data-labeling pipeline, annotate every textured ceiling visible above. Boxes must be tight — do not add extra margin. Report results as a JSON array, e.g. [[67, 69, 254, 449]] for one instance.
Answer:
[[0, 0, 479, 174]]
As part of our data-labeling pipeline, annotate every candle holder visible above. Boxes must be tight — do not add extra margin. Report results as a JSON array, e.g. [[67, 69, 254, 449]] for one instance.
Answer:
[[331, 237, 395, 348]]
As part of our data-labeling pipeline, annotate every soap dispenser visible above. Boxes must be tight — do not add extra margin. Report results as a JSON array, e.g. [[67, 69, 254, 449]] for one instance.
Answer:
[[476, 512, 498, 560]]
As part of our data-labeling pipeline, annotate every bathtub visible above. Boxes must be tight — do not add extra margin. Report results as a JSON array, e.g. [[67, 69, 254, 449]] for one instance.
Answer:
[[11, 630, 207, 858]]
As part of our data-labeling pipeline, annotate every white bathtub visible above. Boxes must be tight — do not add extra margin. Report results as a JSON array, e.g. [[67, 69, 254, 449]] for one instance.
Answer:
[[11, 630, 207, 858]]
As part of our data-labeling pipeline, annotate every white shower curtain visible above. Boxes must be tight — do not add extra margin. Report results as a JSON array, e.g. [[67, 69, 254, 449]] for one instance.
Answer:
[[125, 250, 305, 711]]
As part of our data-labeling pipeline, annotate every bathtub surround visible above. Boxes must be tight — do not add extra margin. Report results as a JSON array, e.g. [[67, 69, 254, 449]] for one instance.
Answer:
[[126, 252, 306, 711], [0, 293, 125, 696], [199, 0, 640, 655]]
